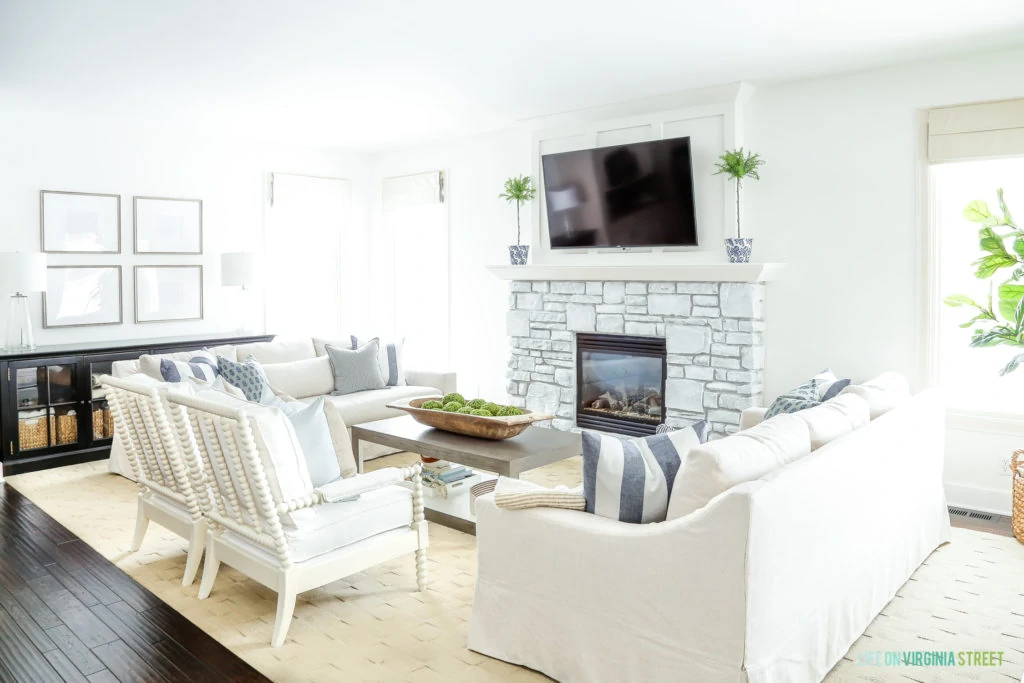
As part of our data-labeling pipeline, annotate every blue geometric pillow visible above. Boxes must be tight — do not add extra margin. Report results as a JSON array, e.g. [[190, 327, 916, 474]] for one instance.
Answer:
[[763, 379, 822, 420], [217, 354, 271, 402]]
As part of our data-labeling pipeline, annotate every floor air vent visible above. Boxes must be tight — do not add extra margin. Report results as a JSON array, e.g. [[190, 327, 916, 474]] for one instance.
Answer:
[[948, 506, 994, 521]]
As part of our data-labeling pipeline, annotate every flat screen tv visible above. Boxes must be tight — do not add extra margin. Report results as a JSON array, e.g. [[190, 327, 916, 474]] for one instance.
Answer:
[[541, 136, 698, 249]]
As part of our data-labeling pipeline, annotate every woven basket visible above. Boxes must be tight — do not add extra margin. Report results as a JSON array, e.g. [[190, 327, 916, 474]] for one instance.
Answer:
[[55, 413, 77, 445], [93, 409, 105, 439], [1012, 451, 1024, 544], [19, 416, 51, 450]]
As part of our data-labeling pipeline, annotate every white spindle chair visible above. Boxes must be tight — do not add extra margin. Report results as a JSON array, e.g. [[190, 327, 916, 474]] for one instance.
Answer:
[[102, 375, 208, 586], [163, 391, 428, 647]]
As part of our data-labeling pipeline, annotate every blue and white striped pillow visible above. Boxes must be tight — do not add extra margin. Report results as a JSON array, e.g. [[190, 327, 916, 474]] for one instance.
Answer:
[[159, 354, 219, 383], [351, 335, 405, 386], [582, 421, 709, 524]]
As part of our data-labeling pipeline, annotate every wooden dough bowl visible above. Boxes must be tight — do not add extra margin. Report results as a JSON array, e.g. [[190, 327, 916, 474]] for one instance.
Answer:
[[386, 397, 553, 440]]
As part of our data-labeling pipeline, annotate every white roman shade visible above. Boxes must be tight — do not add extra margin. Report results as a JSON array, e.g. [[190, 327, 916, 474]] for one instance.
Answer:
[[382, 171, 444, 210], [928, 98, 1024, 163]]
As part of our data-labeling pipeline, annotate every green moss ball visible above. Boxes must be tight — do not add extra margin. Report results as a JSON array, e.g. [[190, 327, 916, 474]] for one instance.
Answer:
[[483, 402, 501, 414], [457, 406, 475, 414], [442, 392, 465, 405], [442, 401, 463, 412], [470, 409, 493, 417], [422, 400, 443, 410], [467, 398, 487, 409], [497, 405, 523, 417]]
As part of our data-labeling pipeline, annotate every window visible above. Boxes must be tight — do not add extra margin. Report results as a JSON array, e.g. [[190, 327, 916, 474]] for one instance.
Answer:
[[928, 97, 1024, 412], [376, 171, 449, 369], [933, 158, 1024, 411], [264, 174, 349, 337]]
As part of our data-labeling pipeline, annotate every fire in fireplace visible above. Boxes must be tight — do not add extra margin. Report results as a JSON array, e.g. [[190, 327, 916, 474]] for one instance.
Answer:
[[576, 333, 666, 436]]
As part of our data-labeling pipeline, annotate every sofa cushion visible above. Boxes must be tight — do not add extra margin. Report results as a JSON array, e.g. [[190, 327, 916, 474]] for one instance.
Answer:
[[261, 355, 334, 400], [666, 413, 811, 519], [793, 393, 870, 450], [325, 340, 386, 395], [137, 345, 237, 381], [583, 421, 709, 524], [158, 353, 219, 383], [235, 338, 316, 365], [839, 372, 911, 420], [305, 385, 441, 426]]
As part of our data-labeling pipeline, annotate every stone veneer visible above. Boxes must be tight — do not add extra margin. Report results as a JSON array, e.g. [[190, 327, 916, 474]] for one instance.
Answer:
[[505, 280, 766, 438]]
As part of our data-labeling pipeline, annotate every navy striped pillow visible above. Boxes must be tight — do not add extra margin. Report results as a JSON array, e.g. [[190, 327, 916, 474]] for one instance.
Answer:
[[583, 421, 709, 524], [159, 356, 219, 383]]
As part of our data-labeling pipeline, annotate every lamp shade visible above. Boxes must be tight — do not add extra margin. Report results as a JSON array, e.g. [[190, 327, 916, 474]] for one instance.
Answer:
[[0, 252, 47, 293], [221, 252, 257, 287]]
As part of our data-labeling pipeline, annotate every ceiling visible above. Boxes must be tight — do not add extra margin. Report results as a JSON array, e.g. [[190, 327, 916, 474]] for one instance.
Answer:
[[3, 0, 1024, 150]]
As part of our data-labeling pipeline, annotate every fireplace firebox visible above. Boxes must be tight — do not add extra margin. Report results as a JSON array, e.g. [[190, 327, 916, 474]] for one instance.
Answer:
[[576, 333, 667, 436]]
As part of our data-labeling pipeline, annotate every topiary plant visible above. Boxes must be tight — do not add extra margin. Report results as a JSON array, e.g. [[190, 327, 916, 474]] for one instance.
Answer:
[[712, 148, 765, 239], [944, 189, 1024, 375], [499, 175, 537, 246]]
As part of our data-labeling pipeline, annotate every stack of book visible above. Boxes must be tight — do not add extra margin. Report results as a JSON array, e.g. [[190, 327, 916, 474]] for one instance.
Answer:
[[421, 460, 475, 493]]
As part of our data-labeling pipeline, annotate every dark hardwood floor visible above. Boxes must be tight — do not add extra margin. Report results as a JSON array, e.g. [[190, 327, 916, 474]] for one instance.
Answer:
[[0, 483, 269, 683]]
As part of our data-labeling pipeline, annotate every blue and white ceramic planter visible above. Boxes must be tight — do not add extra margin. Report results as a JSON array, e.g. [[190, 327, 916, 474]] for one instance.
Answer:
[[509, 244, 530, 265], [724, 238, 753, 264]]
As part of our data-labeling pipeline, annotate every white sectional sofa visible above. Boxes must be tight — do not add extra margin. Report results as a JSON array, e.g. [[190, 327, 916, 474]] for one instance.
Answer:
[[469, 381, 951, 683], [108, 336, 455, 478]]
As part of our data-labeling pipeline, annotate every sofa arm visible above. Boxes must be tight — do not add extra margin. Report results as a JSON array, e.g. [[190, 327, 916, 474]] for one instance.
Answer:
[[740, 406, 767, 430], [405, 369, 456, 395], [469, 490, 753, 681]]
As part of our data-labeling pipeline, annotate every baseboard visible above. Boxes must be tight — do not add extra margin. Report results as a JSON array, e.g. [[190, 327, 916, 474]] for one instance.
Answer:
[[945, 482, 1011, 516]]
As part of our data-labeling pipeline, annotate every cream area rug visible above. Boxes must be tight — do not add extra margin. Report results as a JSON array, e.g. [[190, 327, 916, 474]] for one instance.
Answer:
[[7, 456, 1024, 683]]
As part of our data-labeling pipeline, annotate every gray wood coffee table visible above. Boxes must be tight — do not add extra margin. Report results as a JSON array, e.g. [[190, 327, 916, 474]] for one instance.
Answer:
[[351, 415, 582, 533]]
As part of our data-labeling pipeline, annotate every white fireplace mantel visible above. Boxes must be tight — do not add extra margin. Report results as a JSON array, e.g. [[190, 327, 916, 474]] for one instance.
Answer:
[[487, 263, 785, 283]]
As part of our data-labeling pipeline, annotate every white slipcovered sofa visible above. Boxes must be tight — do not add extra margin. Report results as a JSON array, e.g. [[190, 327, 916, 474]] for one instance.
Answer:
[[108, 336, 455, 478], [469, 378, 951, 682]]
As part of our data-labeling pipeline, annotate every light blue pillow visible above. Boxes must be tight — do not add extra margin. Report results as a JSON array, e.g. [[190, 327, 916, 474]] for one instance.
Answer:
[[217, 354, 271, 402], [763, 379, 822, 420], [262, 395, 340, 487], [582, 420, 709, 524], [324, 340, 386, 395]]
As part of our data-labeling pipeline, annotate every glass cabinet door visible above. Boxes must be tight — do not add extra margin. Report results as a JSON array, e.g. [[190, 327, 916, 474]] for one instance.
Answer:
[[11, 358, 81, 453], [86, 353, 137, 443]]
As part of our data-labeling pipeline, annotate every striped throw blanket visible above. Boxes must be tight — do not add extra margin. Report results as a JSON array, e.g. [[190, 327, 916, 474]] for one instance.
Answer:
[[493, 476, 586, 511]]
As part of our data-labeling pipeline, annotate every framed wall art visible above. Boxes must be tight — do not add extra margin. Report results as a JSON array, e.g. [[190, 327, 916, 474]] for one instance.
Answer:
[[134, 196, 203, 254], [43, 266, 123, 328], [134, 265, 204, 323], [40, 190, 121, 254]]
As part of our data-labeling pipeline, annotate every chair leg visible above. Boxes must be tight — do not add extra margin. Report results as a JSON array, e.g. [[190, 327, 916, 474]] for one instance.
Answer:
[[197, 534, 220, 600], [181, 522, 206, 588], [271, 575, 297, 648], [130, 493, 150, 552], [416, 547, 428, 592]]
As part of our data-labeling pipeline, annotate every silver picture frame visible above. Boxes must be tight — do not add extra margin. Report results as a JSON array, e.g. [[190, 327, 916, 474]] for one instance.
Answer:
[[42, 265, 124, 328], [134, 265, 204, 323], [40, 190, 122, 254], [133, 196, 203, 254]]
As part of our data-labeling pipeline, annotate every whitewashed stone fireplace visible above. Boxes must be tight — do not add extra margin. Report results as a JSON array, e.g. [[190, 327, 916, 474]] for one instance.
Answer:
[[495, 265, 778, 439]]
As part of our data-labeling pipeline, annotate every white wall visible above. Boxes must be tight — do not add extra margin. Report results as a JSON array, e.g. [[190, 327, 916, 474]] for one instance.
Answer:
[[0, 101, 370, 345], [369, 129, 532, 400], [746, 45, 1024, 513]]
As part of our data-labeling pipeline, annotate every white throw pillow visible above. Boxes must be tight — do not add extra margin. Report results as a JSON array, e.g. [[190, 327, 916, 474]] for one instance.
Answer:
[[667, 414, 812, 520], [793, 393, 870, 450], [261, 355, 334, 400], [839, 372, 911, 420]]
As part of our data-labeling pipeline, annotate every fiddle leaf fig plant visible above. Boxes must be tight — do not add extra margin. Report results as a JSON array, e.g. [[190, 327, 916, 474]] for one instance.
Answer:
[[499, 175, 537, 246], [944, 188, 1024, 375]]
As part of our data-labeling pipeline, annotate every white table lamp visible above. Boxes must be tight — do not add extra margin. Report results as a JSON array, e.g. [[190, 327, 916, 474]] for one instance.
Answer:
[[221, 252, 258, 334], [0, 252, 47, 350]]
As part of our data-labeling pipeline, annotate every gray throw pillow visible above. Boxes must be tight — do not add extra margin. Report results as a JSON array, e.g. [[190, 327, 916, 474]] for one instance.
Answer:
[[325, 339, 386, 395]]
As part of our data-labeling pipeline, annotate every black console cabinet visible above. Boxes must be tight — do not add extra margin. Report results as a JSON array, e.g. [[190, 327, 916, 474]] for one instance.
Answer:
[[0, 334, 273, 476]]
